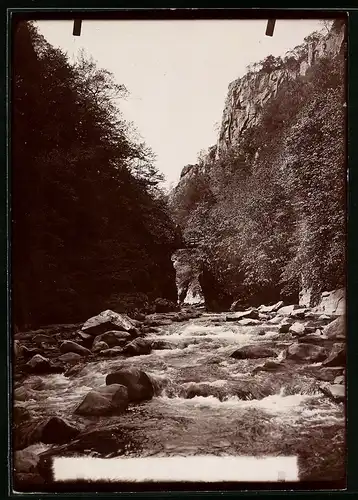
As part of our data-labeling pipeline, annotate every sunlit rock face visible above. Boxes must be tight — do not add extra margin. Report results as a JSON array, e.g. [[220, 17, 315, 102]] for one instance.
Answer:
[[216, 25, 345, 158], [171, 249, 205, 307]]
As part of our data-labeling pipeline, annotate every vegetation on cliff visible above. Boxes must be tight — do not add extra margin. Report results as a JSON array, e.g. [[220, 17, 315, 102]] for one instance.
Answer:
[[170, 24, 346, 309], [12, 21, 181, 329]]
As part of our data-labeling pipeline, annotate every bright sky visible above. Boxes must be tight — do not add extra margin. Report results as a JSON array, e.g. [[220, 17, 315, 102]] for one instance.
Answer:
[[36, 19, 324, 187]]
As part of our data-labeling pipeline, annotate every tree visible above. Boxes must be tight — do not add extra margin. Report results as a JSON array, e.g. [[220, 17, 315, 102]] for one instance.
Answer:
[[12, 21, 180, 328]]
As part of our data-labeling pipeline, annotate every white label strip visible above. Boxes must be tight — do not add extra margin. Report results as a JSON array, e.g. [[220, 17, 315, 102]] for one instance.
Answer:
[[53, 455, 299, 483]]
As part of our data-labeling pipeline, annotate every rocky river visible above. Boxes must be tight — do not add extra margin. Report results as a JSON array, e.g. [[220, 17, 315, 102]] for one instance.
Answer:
[[13, 305, 346, 492]]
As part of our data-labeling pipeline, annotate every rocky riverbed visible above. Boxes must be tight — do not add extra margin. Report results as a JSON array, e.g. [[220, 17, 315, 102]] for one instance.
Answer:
[[12, 304, 346, 491]]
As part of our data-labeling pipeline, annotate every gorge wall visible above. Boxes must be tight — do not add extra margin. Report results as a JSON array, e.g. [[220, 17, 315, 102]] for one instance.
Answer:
[[169, 20, 346, 311]]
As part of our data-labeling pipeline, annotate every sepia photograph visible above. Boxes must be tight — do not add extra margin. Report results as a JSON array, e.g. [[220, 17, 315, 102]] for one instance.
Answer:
[[10, 12, 347, 493]]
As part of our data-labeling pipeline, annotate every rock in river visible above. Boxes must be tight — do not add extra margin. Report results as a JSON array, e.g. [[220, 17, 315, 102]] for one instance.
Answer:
[[323, 316, 345, 341], [226, 308, 259, 321], [92, 330, 131, 348], [122, 338, 152, 356], [290, 308, 308, 319], [320, 383, 345, 402], [289, 322, 306, 336], [58, 352, 83, 364], [25, 355, 64, 375], [74, 384, 129, 416], [106, 367, 154, 402], [60, 340, 91, 357], [314, 367, 344, 382], [231, 345, 277, 359], [321, 343, 345, 367], [258, 300, 284, 313], [82, 309, 137, 336], [15, 416, 80, 450], [284, 343, 328, 363], [277, 305, 300, 316]]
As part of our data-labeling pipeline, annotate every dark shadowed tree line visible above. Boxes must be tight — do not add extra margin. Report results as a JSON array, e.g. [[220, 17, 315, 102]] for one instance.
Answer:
[[12, 21, 181, 329]]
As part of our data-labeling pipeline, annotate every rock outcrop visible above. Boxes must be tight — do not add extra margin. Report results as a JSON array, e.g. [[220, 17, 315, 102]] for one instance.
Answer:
[[171, 249, 205, 307], [216, 25, 345, 157]]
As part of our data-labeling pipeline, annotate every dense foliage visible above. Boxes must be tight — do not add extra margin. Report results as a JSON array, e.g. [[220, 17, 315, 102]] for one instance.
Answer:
[[12, 21, 181, 329], [170, 26, 346, 309]]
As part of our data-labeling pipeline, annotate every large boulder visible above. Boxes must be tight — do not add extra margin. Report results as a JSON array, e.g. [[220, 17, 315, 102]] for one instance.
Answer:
[[319, 383, 345, 402], [60, 341, 91, 357], [151, 339, 177, 350], [289, 322, 305, 336], [25, 354, 50, 372], [24, 355, 63, 375], [231, 345, 277, 360], [92, 330, 131, 348], [81, 310, 137, 336], [315, 367, 344, 382], [227, 309, 259, 321], [74, 384, 129, 416], [58, 352, 82, 364], [290, 308, 308, 319], [122, 338, 152, 356], [15, 417, 79, 450], [323, 316, 345, 341], [77, 331, 93, 346], [20, 345, 42, 360], [106, 367, 154, 402], [284, 343, 328, 363], [322, 343, 346, 367], [277, 305, 300, 316], [258, 301, 284, 314]]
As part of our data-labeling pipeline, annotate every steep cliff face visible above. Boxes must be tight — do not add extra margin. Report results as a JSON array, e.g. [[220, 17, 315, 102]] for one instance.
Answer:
[[170, 21, 346, 310], [216, 23, 345, 156]]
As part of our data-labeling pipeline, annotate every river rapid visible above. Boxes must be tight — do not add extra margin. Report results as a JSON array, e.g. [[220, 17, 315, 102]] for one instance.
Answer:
[[15, 313, 345, 486]]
